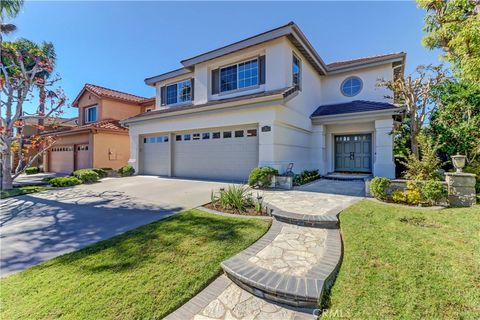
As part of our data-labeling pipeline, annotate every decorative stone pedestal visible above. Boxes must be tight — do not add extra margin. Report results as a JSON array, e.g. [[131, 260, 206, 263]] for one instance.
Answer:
[[445, 172, 477, 207], [271, 176, 293, 190]]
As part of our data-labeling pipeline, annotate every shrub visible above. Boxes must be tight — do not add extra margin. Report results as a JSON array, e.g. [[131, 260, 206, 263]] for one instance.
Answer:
[[72, 169, 100, 183], [391, 190, 407, 203], [422, 180, 447, 205], [370, 177, 391, 200], [25, 167, 39, 175], [465, 160, 480, 194], [91, 168, 108, 179], [402, 134, 443, 180], [212, 185, 255, 213], [293, 169, 320, 186], [248, 167, 278, 188], [118, 165, 135, 177], [49, 176, 82, 187]]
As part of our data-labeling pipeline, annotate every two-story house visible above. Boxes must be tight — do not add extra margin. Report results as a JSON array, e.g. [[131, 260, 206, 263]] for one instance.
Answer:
[[122, 22, 405, 181], [43, 84, 154, 173]]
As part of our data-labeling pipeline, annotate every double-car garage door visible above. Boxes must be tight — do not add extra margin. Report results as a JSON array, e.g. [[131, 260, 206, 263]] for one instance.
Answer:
[[140, 125, 259, 181], [49, 144, 91, 173]]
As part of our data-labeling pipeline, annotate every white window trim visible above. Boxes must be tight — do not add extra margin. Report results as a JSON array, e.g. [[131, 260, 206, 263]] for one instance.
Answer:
[[166, 79, 192, 106], [219, 57, 260, 94], [340, 76, 363, 97], [84, 105, 97, 123], [292, 52, 302, 90]]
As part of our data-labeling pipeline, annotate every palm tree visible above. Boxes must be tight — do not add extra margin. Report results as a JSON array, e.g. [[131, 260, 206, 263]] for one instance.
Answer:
[[0, 0, 24, 41]]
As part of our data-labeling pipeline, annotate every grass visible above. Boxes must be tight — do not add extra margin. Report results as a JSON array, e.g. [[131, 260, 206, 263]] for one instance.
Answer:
[[0, 185, 48, 199], [0, 209, 270, 319], [323, 200, 480, 319]]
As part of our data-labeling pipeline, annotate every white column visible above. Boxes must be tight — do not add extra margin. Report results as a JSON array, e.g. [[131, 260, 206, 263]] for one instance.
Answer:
[[128, 132, 140, 174], [311, 125, 327, 174], [373, 119, 395, 178], [258, 122, 277, 169]]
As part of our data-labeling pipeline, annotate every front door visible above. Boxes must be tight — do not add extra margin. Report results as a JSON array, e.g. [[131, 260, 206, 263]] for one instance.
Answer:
[[334, 134, 372, 173]]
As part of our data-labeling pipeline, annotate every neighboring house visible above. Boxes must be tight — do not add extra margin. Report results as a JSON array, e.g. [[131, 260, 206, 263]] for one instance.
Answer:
[[12, 116, 77, 171], [122, 22, 405, 181], [43, 84, 154, 173]]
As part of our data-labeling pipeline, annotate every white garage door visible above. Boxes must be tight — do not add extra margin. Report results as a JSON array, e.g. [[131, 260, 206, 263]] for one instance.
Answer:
[[173, 126, 259, 181], [49, 146, 74, 173], [141, 135, 170, 175]]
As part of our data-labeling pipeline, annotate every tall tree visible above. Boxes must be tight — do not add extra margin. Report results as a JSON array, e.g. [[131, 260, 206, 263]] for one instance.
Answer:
[[0, 0, 24, 41], [379, 65, 447, 158], [429, 80, 480, 164], [1, 39, 65, 190], [418, 0, 480, 82]]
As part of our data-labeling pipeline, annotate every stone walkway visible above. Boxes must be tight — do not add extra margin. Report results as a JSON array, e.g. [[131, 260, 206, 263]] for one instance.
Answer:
[[249, 225, 327, 277], [165, 180, 363, 320]]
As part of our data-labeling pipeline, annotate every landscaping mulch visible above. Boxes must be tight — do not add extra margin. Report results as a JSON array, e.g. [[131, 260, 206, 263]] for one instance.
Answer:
[[204, 202, 268, 216]]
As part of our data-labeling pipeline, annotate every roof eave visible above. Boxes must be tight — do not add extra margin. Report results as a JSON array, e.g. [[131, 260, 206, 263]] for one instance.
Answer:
[[326, 53, 406, 74], [122, 93, 286, 126], [311, 106, 406, 124], [144, 68, 193, 86]]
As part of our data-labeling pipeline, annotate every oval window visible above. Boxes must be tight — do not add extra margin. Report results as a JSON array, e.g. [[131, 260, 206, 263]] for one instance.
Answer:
[[341, 76, 363, 97]]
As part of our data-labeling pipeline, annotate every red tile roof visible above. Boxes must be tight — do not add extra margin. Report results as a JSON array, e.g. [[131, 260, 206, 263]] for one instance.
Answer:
[[326, 53, 405, 69], [42, 119, 127, 136], [73, 83, 154, 106]]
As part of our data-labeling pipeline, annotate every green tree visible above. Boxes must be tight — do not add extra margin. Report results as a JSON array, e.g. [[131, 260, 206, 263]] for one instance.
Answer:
[[429, 80, 480, 164], [418, 0, 480, 82], [1, 39, 65, 190], [0, 0, 24, 40]]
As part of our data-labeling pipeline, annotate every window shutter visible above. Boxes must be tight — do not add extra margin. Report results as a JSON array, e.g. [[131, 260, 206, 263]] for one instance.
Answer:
[[160, 86, 166, 106], [211, 69, 219, 95], [259, 55, 266, 85], [190, 78, 195, 101]]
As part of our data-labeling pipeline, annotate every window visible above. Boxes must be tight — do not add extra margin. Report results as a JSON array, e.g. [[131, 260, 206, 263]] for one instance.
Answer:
[[156, 136, 163, 143], [202, 133, 210, 140], [292, 54, 301, 89], [85, 106, 97, 123], [163, 136, 169, 142], [220, 58, 258, 93], [184, 134, 191, 141], [193, 133, 200, 140], [341, 76, 363, 97], [176, 135, 182, 141], [223, 131, 232, 138], [166, 80, 192, 105], [247, 129, 257, 137], [235, 130, 244, 138], [212, 132, 221, 139]]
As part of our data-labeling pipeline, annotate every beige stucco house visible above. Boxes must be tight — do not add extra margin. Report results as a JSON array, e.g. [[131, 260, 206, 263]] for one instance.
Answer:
[[122, 22, 406, 181], [43, 84, 154, 173]]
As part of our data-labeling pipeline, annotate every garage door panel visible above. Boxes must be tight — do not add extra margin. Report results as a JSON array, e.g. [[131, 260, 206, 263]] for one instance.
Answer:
[[50, 146, 74, 173], [173, 127, 258, 181], [141, 135, 170, 175]]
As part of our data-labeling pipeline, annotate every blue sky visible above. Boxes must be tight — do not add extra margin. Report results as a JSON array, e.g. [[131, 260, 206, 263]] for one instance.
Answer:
[[6, 1, 442, 118]]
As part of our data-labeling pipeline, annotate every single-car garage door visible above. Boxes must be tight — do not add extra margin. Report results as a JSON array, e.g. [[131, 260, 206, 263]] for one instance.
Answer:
[[49, 145, 74, 173], [173, 126, 259, 181], [141, 135, 170, 175]]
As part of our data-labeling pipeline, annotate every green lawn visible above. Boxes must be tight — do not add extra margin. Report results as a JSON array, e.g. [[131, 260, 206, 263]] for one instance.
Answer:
[[0, 186, 48, 199], [0, 209, 270, 319], [324, 200, 480, 319]]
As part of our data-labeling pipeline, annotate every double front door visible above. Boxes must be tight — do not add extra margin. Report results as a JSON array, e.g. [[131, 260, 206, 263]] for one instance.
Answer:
[[334, 134, 372, 173]]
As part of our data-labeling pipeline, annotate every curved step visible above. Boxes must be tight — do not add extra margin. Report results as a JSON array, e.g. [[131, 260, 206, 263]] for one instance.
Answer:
[[220, 219, 342, 308], [265, 203, 339, 228]]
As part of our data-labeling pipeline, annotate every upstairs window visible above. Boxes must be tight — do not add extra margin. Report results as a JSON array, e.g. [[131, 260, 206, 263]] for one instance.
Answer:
[[220, 58, 258, 93], [341, 76, 363, 97], [85, 106, 97, 123], [165, 80, 192, 105], [292, 53, 301, 89]]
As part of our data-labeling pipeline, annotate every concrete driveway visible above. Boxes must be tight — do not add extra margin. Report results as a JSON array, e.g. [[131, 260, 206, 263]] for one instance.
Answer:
[[0, 176, 228, 277]]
